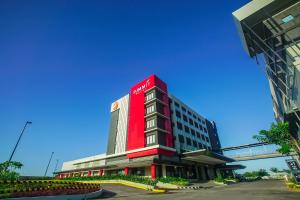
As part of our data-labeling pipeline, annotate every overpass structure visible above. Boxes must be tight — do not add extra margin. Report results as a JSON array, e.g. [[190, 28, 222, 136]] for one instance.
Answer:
[[222, 142, 298, 161]]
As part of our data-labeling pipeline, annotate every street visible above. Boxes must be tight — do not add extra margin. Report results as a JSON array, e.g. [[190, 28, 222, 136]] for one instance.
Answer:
[[97, 180, 300, 200]]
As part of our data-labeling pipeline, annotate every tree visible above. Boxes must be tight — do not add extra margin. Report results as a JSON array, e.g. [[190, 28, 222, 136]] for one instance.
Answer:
[[0, 161, 23, 180], [270, 167, 279, 173], [253, 122, 300, 155]]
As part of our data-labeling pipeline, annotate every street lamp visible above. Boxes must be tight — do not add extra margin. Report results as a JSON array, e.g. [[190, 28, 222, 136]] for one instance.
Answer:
[[44, 152, 54, 177], [7, 121, 32, 164]]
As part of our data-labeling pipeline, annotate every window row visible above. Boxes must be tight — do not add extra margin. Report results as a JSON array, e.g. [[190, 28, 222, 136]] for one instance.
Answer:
[[176, 121, 209, 141], [178, 135, 210, 149], [173, 102, 206, 124], [174, 110, 207, 133]]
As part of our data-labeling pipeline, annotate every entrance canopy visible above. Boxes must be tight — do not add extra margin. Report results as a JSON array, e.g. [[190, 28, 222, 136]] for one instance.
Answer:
[[182, 149, 235, 165]]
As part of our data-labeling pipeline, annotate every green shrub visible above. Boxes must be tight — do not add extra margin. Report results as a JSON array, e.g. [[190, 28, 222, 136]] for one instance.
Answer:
[[64, 175, 158, 186], [156, 177, 189, 186], [214, 175, 224, 183]]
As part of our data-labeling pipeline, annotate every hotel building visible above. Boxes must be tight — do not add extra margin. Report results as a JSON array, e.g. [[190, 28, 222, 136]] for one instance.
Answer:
[[56, 75, 235, 180]]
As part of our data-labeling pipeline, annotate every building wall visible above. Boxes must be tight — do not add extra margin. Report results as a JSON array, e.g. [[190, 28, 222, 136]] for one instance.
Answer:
[[169, 94, 212, 153], [127, 75, 174, 158], [107, 95, 129, 155]]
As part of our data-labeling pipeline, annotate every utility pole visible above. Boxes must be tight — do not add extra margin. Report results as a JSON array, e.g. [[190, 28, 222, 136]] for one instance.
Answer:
[[44, 152, 54, 177]]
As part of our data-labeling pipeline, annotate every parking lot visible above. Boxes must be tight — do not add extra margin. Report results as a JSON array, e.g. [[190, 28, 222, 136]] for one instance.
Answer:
[[98, 180, 300, 200]]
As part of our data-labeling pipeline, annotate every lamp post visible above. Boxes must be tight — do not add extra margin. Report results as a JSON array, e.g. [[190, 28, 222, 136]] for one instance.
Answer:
[[44, 152, 54, 177], [53, 159, 59, 177], [7, 121, 32, 164]]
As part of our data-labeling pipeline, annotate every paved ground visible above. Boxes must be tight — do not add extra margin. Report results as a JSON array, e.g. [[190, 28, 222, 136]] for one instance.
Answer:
[[96, 180, 300, 200]]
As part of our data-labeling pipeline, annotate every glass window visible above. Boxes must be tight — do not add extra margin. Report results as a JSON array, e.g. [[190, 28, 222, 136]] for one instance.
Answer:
[[177, 122, 183, 130], [204, 128, 207, 133], [179, 135, 184, 143], [193, 140, 197, 147], [196, 131, 200, 138], [188, 111, 192, 115], [186, 137, 191, 145], [184, 125, 190, 133], [183, 114, 188, 122], [175, 110, 181, 118], [146, 119, 155, 129], [146, 134, 156, 145], [181, 107, 186, 112], [189, 118, 194, 126], [191, 129, 195, 136], [175, 102, 180, 108], [194, 122, 199, 128], [146, 105, 155, 114], [146, 92, 154, 102]]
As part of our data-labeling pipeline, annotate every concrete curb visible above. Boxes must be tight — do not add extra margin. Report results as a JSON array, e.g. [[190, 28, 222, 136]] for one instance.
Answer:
[[5, 189, 103, 200], [80, 180, 166, 193]]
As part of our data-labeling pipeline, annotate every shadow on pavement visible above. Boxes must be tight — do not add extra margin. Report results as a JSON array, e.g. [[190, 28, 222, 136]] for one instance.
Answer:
[[97, 189, 117, 199]]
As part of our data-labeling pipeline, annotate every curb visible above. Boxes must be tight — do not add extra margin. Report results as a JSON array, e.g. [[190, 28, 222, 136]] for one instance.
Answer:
[[80, 180, 166, 193]]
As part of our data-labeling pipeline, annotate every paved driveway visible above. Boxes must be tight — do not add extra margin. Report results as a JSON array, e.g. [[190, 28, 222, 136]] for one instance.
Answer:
[[97, 180, 300, 200]]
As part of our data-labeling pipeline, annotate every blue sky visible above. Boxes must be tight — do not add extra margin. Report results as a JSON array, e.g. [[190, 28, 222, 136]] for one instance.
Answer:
[[0, 0, 290, 176]]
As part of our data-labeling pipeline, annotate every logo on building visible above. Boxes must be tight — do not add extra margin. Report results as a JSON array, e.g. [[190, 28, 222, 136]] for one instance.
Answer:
[[133, 79, 151, 95], [112, 102, 119, 111]]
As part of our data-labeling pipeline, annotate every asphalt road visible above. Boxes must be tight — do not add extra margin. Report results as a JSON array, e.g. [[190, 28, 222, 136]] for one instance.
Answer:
[[96, 180, 300, 200]]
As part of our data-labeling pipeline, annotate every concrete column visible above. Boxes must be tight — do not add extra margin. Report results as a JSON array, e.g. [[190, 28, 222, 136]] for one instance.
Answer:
[[195, 166, 200, 179], [200, 166, 206, 181], [124, 167, 129, 176], [162, 164, 167, 177], [151, 164, 156, 179]]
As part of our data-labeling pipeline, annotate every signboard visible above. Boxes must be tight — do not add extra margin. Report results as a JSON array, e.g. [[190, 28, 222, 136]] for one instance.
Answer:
[[286, 159, 300, 171], [286, 159, 300, 184]]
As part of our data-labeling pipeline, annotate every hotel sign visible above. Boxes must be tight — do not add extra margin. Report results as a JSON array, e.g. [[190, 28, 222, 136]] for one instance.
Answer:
[[286, 159, 300, 184]]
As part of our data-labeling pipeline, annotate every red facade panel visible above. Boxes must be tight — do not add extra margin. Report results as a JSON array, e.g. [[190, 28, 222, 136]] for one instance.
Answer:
[[126, 75, 174, 158]]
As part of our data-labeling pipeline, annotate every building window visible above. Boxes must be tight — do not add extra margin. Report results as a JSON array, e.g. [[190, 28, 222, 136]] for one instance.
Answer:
[[198, 143, 203, 149], [196, 131, 200, 138], [146, 105, 155, 114], [204, 128, 207, 133], [183, 114, 188, 122], [199, 125, 203, 131], [146, 119, 155, 129], [194, 122, 199, 128], [146, 92, 154, 102], [184, 125, 190, 133], [205, 136, 209, 142], [188, 111, 192, 115], [186, 137, 191, 145], [189, 118, 194, 126], [191, 129, 195, 136], [175, 110, 181, 118], [175, 102, 180, 108], [179, 135, 184, 143], [146, 134, 156, 145], [193, 140, 197, 147], [201, 134, 205, 140], [193, 114, 197, 119], [177, 122, 183, 130], [181, 107, 186, 112]]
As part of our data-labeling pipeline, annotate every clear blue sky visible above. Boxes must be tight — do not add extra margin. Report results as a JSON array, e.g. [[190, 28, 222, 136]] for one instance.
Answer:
[[0, 0, 290, 176]]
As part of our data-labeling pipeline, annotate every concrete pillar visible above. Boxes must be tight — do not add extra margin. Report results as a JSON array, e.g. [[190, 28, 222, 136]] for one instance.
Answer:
[[151, 164, 156, 180], [195, 166, 200, 179], [124, 167, 129, 176], [162, 164, 167, 177], [200, 166, 206, 181]]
